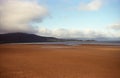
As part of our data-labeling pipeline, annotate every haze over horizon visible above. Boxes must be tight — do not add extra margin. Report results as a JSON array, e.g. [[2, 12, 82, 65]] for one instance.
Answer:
[[0, 0, 120, 40]]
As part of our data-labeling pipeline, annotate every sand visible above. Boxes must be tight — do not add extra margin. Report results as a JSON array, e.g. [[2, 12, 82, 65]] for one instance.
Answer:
[[0, 44, 120, 78]]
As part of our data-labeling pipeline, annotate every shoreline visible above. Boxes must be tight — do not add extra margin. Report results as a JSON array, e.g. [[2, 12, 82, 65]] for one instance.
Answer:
[[1, 43, 120, 47]]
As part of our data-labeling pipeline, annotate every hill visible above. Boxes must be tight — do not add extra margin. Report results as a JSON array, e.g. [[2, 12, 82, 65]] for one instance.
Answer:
[[0, 33, 60, 43]]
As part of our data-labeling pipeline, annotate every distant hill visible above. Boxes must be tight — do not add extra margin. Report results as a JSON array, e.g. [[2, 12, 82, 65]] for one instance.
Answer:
[[0, 33, 60, 43]]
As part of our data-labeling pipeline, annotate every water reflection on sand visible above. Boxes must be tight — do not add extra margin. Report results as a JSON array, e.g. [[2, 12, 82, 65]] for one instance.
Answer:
[[11, 41, 120, 46]]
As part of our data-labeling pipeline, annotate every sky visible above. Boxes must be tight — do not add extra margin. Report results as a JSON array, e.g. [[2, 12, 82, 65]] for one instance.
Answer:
[[0, 0, 120, 40]]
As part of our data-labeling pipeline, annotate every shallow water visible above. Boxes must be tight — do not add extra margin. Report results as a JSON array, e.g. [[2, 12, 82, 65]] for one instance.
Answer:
[[10, 41, 120, 46]]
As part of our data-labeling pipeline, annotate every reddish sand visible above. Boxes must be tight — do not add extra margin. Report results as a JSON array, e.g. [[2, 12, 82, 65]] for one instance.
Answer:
[[0, 44, 120, 78]]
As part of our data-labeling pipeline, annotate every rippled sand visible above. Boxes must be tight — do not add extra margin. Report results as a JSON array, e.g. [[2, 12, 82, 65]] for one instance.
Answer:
[[0, 44, 120, 78]]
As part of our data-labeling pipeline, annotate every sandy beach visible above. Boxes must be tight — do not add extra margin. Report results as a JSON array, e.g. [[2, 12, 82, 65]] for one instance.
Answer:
[[0, 44, 120, 78]]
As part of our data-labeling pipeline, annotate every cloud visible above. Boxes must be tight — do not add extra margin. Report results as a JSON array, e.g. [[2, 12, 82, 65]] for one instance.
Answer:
[[106, 23, 120, 39], [36, 27, 119, 40], [0, 0, 119, 40], [0, 0, 48, 33], [79, 0, 103, 11], [108, 23, 120, 31]]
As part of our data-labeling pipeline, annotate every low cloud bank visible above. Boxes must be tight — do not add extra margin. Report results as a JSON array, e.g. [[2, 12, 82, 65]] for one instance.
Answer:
[[37, 27, 120, 40]]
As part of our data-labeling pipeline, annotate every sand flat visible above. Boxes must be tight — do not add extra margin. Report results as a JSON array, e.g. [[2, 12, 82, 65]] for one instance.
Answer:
[[0, 44, 120, 78]]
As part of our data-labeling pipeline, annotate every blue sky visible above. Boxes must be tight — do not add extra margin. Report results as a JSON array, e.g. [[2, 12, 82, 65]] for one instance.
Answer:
[[37, 0, 120, 30], [0, 0, 120, 39]]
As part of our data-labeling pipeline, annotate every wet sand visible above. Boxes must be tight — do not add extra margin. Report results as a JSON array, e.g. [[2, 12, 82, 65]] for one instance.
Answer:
[[0, 44, 120, 78]]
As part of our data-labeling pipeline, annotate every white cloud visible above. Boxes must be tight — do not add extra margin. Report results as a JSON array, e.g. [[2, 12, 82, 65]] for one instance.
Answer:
[[108, 23, 120, 31], [37, 27, 52, 36], [36, 27, 119, 40], [0, 0, 48, 33], [79, 0, 103, 11], [107, 23, 120, 39]]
